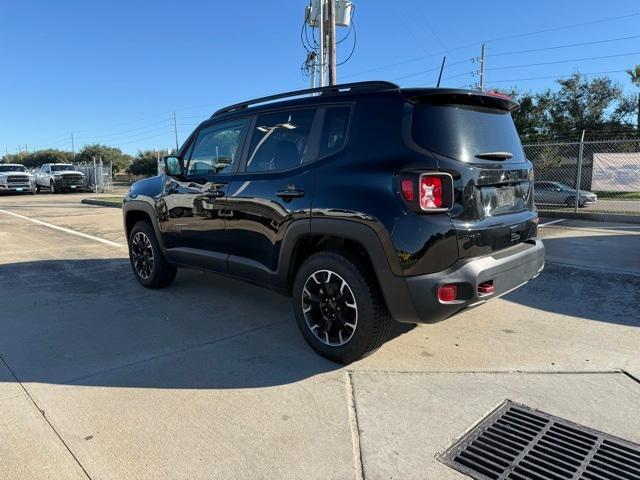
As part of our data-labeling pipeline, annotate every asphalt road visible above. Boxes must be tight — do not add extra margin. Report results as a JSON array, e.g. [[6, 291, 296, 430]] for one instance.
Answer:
[[0, 192, 638, 479], [539, 197, 640, 214]]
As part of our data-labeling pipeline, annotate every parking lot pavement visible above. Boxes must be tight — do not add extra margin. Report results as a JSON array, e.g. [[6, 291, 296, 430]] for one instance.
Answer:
[[0, 195, 639, 479]]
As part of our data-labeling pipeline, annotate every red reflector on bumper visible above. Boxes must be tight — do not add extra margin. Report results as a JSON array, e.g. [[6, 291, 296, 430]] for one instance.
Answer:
[[478, 281, 494, 296], [438, 284, 458, 302]]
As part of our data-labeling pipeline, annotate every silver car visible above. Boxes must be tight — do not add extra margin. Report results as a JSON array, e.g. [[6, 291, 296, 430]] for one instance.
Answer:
[[534, 181, 597, 208]]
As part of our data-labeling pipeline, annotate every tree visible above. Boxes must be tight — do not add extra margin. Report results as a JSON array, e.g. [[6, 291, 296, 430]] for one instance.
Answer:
[[547, 73, 623, 135], [128, 150, 167, 177], [493, 73, 634, 141], [75, 144, 132, 173], [2, 149, 74, 169], [505, 88, 553, 141], [626, 64, 640, 130]]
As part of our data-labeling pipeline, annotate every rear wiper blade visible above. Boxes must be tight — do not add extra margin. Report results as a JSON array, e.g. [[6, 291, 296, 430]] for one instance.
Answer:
[[475, 151, 513, 160]]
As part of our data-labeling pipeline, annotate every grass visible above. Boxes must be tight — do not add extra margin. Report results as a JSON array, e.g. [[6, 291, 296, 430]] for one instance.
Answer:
[[593, 191, 640, 200], [96, 196, 124, 203]]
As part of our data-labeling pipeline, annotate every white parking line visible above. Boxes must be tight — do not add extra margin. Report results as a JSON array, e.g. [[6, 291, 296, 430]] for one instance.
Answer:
[[538, 218, 565, 228], [0, 209, 124, 247]]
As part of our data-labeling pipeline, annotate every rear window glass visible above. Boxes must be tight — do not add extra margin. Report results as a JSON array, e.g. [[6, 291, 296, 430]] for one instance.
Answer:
[[319, 106, 350, 157], [412, 104, 525, 163]]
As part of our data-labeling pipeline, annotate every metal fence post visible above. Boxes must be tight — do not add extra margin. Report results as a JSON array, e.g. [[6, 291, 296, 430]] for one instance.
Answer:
[[574, 130, 585, 213], [93, 157, 97, 193]]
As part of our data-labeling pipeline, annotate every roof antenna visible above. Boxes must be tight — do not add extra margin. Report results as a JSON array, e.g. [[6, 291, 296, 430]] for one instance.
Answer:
[[436, 56, 446, 88]]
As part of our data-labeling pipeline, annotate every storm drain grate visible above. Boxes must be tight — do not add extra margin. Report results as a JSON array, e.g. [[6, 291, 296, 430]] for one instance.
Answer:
[[439, 400, 640, 480]]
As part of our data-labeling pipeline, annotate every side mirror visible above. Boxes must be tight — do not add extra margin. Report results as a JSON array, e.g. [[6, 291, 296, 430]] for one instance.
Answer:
[[164, 156, 183, 176]]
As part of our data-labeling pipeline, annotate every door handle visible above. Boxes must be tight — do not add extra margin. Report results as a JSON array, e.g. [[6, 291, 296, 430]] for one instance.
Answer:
[[276, 189, 305, 199], [203, 190, 225, 198]]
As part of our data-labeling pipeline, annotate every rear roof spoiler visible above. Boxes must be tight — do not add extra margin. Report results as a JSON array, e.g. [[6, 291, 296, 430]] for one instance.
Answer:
[[401, 88, 520, 112]]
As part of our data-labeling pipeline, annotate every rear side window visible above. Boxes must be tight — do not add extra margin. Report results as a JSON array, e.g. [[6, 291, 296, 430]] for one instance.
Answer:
[[319, 106, 350, 157], [246, 109, 316, 172], [412, 104, 525, 163]]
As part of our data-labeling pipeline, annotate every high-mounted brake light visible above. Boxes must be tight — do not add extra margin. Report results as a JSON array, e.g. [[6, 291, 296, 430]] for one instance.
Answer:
[[485, 90, 512, 101], [420, 175, 443, 209]]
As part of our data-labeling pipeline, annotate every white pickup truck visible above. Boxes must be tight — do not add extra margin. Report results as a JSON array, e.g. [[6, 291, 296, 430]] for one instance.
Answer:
[[35, 163, 86, 193], [0, 164, 36, 194]]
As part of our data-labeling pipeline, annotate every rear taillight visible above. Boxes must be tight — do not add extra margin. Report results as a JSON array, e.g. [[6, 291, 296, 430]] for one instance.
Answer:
[[398, 172, 453, 212], [420, 175, 443, 209], [401, 179, 414, 201]]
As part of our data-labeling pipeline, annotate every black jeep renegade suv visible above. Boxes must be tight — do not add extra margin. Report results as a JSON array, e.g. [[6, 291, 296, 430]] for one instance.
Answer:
[[123, 81, 544, 363]]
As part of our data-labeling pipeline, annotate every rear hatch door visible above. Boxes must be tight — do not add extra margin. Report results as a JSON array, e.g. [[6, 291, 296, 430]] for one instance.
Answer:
[[408, 90, 537, 258]]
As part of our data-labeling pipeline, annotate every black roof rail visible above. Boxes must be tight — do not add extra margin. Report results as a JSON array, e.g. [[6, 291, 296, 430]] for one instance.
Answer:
[[212, 81, 399, 117]]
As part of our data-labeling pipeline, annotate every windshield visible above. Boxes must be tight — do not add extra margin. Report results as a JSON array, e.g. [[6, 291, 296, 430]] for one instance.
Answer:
[[0, 165, 27, 173], [50, 164, 77, 172], [412, 103, 525, 163]]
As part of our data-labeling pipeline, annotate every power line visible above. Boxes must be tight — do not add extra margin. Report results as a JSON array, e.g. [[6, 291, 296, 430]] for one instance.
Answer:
[[110, 131, 175, 147], [488, 51, 640, 71], [391, 58, 472, 81], [484, 12, 640, 45], [488, 34, 640, 57], [76, 125, 173, 144], [488, 69, 630, 84], [341, 11, 640, 80], [74, 119, 171, 140]]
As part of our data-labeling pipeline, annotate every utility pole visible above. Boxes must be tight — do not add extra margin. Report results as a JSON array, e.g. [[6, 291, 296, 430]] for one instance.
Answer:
[[327, 0, 337, 85], [318, 0, 325, 87], [71, 133, 75, 156], [172, 111, 179, 151], [480, 43, 485, 91], [307, 51, 318, 89]]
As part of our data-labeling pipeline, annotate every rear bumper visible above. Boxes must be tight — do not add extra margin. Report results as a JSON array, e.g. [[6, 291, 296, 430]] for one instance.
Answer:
[[384, 239, 545, 324]]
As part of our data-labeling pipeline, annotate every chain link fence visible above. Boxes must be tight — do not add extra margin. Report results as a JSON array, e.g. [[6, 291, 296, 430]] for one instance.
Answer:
[[75, 160, 113, 193], [523, 138, 640, 216]]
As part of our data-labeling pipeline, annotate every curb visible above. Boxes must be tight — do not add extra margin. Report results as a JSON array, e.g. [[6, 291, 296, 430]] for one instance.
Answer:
[[81, 199, 123, 209], [539, 210, 640, 225]]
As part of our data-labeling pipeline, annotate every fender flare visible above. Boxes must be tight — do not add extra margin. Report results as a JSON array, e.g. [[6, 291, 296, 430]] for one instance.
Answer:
[[276, 218, 417, 322], [122, 198, 167, 253]]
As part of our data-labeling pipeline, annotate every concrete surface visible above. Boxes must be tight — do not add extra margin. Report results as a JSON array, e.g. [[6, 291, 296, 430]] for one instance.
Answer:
[[0, 193, 638, 479]]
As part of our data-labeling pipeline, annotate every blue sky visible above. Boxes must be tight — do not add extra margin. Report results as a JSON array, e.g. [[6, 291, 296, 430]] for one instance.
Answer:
[[1, 0, 639, 155]]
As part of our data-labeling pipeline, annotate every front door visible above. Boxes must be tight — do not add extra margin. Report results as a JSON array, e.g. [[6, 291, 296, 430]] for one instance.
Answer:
[[225, 108, 319, 277], [158, 118, 250, 270]]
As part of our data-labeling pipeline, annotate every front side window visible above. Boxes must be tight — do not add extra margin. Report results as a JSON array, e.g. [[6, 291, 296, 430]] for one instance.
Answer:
[[187, 120, 248, 175], [319, 106, 350, 157], [246, 109, 316, 172]]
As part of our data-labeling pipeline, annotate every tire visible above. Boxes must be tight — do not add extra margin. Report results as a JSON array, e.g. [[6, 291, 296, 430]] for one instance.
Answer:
[[35, 184, 41, 193], [292, 250, 391, 364], [565, 197, 575, 207], [50, 181, 56, 194], [128, 220, 177, 289]]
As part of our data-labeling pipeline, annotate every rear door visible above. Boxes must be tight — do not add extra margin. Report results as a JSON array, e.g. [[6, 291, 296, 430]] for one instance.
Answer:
[[225, 107, 319, 279], [410, 93, 537, 258]]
